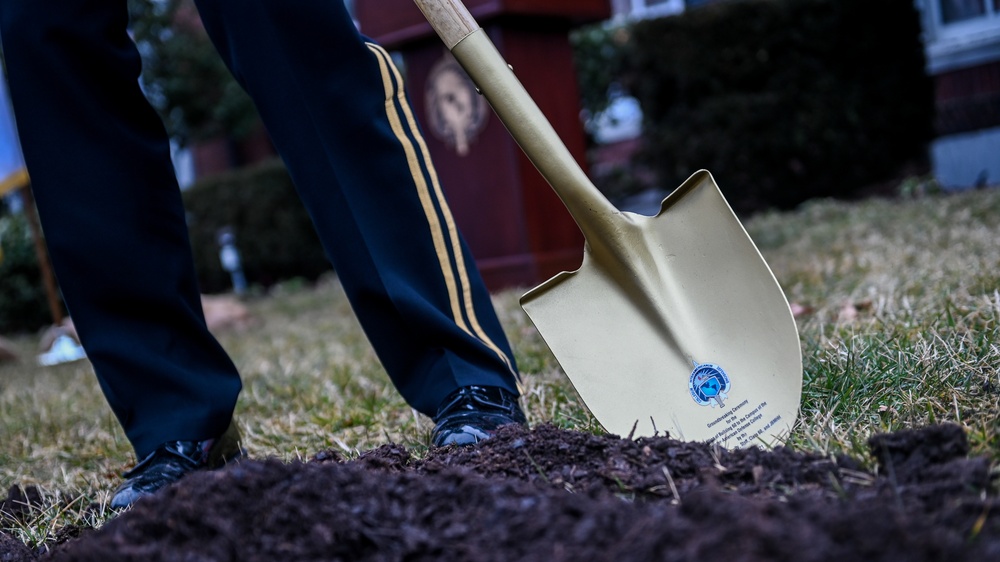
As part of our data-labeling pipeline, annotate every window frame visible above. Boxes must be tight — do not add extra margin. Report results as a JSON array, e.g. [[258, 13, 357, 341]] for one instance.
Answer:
[[927, 0, 1000, 37], [627, 0, 685, 19], [921, 0, 1000, 72]]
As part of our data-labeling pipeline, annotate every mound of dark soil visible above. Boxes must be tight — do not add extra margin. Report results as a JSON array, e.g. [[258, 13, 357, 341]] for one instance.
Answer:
[[2, 423, 998, 561]]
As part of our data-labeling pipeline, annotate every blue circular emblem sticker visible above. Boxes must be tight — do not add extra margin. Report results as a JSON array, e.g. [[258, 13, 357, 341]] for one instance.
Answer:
[[689, 363, 730, 408]]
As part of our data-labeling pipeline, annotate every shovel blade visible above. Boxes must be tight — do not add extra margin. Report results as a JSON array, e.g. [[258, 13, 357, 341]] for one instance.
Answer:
[[521, 171, 802, 447]]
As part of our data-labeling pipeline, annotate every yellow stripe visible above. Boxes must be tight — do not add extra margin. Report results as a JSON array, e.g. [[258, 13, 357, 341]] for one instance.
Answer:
[[365, 45, 468, 335], [0, 168, 29, 197], [367, 44, 516, 377]]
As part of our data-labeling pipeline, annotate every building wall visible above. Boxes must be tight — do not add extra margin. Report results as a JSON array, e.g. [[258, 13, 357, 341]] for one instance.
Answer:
[[935, 60, 1000, 137], [918, 0, 1000, 189]]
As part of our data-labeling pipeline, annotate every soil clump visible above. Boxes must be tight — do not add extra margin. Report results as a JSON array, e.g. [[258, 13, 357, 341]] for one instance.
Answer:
[[2, 423, 998, 561]]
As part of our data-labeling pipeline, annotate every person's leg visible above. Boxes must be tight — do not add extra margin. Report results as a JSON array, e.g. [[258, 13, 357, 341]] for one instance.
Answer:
[[192, 0, 521, 415], [0, 0, 242, 458]]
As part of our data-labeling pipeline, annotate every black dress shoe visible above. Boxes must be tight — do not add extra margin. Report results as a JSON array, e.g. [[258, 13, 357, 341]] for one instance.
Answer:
[[431, 385, 527, 447], [110, 423, 242, 509]]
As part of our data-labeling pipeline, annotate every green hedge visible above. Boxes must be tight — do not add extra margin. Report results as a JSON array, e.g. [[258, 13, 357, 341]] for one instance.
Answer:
[[0, 212, 55, 334], [182, 159, 330, 294], [621, 0, 933, 214], [0, 160, 329, 334]]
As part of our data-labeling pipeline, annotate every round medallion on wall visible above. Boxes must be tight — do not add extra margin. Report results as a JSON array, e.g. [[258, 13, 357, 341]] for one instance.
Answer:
[[425, 52, 489, 156]]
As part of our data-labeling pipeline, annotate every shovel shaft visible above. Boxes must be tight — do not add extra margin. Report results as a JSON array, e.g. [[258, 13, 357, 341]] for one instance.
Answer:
[[413, 0, 623, 244]]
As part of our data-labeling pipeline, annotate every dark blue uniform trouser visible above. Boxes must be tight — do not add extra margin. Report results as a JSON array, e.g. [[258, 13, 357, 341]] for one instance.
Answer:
[[0, 0, 520, 458]]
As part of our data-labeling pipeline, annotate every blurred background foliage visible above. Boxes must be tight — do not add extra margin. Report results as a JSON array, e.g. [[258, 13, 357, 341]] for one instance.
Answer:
[[0, 212, 52, 333], [574, 0, 933, 215], [181, 158, 329, 294], [127, 0, 259, 146], [570, 22, 631, 120]]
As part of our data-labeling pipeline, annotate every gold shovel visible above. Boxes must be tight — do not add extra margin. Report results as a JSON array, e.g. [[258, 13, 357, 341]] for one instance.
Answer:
[[414, 0, 803, 447]]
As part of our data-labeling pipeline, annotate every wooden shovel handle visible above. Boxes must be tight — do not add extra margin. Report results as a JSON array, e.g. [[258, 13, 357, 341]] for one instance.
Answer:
[[412, 0, 480, 49]]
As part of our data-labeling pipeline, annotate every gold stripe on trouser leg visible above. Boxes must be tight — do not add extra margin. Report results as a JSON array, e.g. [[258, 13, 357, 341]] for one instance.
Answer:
[[366, 44, 517, 378]]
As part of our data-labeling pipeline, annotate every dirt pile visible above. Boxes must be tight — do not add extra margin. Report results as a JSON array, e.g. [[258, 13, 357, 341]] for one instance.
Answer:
[[2, 423, 998, 561]]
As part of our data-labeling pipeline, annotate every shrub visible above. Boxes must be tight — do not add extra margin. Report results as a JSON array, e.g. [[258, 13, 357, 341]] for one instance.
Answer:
[[621, 0, 934, 215], [182, 159, 330, 293], [128, 0, 260, 145], [570, 22, 631, 120], [0, 212, 56, 334]]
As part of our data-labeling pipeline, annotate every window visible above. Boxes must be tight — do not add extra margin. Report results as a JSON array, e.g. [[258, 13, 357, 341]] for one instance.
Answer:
[[923, 0, 1000, 73], [938, 0, 998, 24], [628, 0, 685, 19]]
